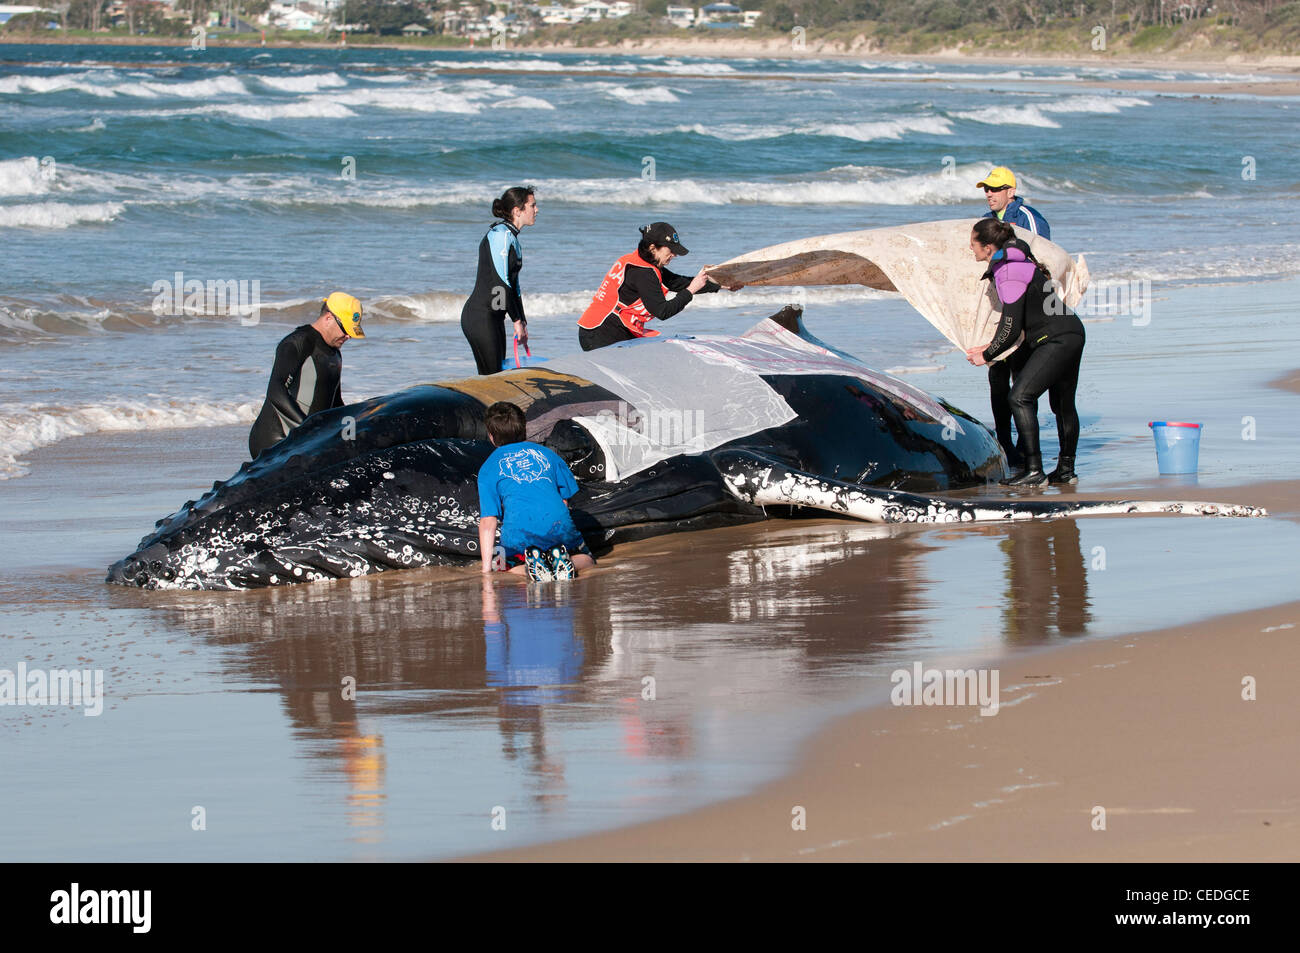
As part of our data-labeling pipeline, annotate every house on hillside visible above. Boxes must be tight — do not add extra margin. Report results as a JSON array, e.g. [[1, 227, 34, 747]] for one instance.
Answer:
[[699, 2, 740, 22], [532, 2, 568, 21], [665, 5, 694, 28], [280, 9, 323, 31]]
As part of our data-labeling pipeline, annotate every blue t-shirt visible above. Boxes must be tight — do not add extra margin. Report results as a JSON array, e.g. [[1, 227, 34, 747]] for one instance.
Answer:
[[477, 441, 583, 555]]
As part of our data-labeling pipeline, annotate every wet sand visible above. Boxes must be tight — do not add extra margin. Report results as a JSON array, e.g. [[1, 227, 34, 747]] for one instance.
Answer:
[[470, 594, 1300, 861], [5, 423, 1297, 860], [463, 416, 1300, 860]]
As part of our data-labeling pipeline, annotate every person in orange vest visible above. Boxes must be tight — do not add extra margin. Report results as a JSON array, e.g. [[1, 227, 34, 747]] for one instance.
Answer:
[[577, 222, 741, 351]]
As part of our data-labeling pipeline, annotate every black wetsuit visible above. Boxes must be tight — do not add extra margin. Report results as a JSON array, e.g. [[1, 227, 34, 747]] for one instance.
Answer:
[[461, 221, 525, 375], [579, 262, 719, 352], [982, 241, 1086, 461], [248, 324, 343, 459], [988, 336, 1029, 460]]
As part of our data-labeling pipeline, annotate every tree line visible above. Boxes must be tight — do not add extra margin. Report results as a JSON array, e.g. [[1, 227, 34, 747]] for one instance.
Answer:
[[753, 0, 1293, 33]]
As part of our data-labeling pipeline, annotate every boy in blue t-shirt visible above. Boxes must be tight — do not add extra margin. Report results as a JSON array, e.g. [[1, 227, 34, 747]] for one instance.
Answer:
[[477, 401, 596, 581]]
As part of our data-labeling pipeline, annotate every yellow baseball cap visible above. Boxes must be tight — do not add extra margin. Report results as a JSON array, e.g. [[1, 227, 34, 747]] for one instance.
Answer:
[[324, 292, 364, 338], [977, 166, 1016, 190]]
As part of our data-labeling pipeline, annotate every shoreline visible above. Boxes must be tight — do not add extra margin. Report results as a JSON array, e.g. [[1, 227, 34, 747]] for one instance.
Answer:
[[464, 590, 1300, 862], [458, 473, 1300, 861], [6, 36, 1299, 96], [6, 34, 1300, 73], [520, 38, 1300, 74], [5, 31, 1300, 864], [4, 393, 1296, 862]]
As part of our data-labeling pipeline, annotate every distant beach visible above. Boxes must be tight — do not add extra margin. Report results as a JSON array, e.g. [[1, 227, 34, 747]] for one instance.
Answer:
[[9, 33, 1300, 94]]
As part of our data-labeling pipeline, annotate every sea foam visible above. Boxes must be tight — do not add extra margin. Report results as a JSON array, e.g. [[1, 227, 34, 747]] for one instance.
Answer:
[[0, 398, 259, 480], [0, 202, 125, 229]]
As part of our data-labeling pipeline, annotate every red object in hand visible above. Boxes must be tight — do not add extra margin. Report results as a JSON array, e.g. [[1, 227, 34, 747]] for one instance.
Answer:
[[513, 336, 532, 369]]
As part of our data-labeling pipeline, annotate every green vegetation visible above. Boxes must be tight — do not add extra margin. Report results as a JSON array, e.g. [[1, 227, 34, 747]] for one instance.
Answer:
[[9, 0, 1298, 55], [741, 0, 1300, 54], [2, 12, 53, 34], [521, 0, 1299, 56], [527, 12, 665, 46], [343, 0, 433, 36]]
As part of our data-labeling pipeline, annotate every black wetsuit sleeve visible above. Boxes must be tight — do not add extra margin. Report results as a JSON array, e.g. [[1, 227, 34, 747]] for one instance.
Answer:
[[507, 242, 526, 326], [623, 264, 693, 321], [267, 332, 310, 426], [983, 293, 1026, 363], [661, 266, 720, 295]]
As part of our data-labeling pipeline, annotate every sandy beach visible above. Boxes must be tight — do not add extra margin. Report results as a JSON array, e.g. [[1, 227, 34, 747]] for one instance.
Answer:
[[9, 33, 1300, 94], [4, 40, 1299, 869], [546, 36, 1300, 70], [470, 577, 1300, 862], [5, 270, 1300, 861]]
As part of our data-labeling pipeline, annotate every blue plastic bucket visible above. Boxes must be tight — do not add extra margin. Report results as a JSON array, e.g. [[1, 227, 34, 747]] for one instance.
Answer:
[[1148, 421, 1202, 474]]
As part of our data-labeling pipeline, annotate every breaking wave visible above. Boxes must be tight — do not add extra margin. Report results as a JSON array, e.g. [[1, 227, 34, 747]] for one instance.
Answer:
[[0, 201, 125, 229], [0, 398, 259, 480]]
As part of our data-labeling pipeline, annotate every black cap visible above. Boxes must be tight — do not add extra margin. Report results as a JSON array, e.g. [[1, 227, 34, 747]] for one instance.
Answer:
[[641, 222, 688, 255]]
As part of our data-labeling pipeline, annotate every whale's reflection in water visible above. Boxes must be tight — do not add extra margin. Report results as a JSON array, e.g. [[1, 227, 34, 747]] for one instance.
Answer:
[[128, 512, 1120, 856]]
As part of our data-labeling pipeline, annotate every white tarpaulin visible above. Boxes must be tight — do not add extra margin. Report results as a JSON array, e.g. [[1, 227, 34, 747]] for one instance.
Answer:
[[546, 334, 796, 481], [708, 218, 1090, 354], [544, 320, 953, 481]]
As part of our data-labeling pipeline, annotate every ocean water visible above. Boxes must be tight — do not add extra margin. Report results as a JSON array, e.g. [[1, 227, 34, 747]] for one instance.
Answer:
[[3, 43, 1299, 476]]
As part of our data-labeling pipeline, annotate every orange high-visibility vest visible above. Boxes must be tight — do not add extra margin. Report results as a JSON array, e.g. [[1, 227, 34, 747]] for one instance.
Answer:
[[578, 251, 668, 338]]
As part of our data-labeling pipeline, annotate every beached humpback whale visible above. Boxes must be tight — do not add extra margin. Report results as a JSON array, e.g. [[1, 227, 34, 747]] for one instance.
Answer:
[[107, 307, 1263, 591]]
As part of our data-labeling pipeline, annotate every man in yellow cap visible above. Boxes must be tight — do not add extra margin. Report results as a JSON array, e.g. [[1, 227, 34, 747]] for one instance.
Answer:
[[975, 166, 1051, 468], [977, 166, 1050, 238], [249, 292, 364, 459]]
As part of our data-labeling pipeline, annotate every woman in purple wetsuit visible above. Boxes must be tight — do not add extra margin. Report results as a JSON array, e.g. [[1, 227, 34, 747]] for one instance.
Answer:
[[965, 218, 1085, 487]]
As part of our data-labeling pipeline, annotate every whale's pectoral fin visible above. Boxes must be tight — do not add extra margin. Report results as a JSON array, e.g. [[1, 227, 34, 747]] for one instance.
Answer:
[[712, 450, 1267, 523]]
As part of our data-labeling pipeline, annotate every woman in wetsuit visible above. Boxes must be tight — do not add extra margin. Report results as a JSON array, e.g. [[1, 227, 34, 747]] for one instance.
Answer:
[[577, 222, 739, 351], [461, 187, 536, 375], [965, 218, 1085, 486]]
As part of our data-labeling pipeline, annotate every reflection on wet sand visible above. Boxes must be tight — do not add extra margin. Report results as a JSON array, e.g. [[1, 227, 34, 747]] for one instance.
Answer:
[[120, 516, 1106, 852], [482, 579, 582, 809], [998, 521, 1093, 644]]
